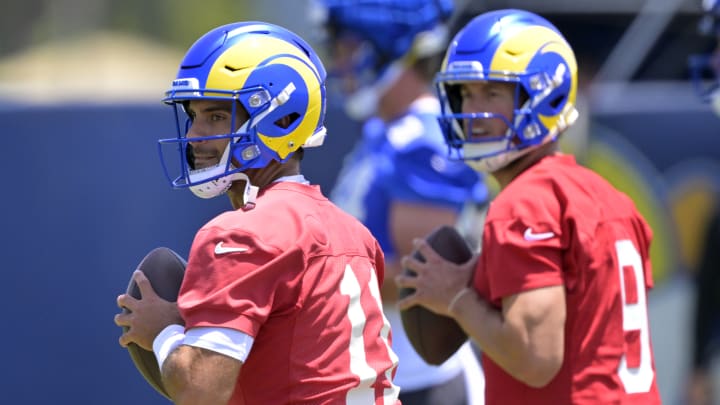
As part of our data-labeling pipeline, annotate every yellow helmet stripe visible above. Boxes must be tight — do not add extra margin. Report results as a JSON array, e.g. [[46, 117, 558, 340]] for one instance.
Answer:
[[490, 25, 577, 131], [204, 36, 322, 159]]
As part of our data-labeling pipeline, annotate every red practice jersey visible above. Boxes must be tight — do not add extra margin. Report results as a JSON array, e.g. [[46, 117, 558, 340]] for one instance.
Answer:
[[178, 182, 400, 404], [474, 154, 661, 404]]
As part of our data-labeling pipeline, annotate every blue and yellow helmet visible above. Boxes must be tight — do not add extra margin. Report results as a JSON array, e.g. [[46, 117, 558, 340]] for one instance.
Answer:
[[435, 9, 578, 173], [310, 0, 453, 119], [316, 0, 453, 63], [158, 21, 327, 198]]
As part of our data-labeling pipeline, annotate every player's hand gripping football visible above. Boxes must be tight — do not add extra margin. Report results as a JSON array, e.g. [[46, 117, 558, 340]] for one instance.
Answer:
[[395, 238, 477, 317], [114, 270, 184, 351]]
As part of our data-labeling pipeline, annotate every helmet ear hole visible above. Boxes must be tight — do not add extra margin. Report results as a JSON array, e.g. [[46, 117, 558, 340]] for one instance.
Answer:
[[274, 112, 300, 129], [549, 95, 566, 110]]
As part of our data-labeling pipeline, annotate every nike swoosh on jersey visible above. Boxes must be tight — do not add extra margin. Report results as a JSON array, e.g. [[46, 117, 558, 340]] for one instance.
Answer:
[[214, 241, 249, 255], [523, 228, 555, 241]]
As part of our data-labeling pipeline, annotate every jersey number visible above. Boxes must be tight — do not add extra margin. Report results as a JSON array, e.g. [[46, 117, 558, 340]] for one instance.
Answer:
[[615, 240, 655, 394], [340, 264, 399, 404]]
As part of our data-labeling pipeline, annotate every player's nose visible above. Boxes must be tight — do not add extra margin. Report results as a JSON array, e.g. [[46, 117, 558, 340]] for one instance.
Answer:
[[186, 121, 210, 143]]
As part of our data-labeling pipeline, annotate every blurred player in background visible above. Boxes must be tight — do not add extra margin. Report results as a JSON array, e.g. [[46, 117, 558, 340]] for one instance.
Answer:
[[114, 21, 401, 404], [687, 207, 720, 405], [687, 2, 720, 404], [309, 0, 488, 403], [396, 9, 662, 404], [690, 0, 720, 115]]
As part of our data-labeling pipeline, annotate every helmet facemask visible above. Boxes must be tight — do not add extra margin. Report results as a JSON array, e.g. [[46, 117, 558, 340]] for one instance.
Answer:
[[159, 85, 290, 201]]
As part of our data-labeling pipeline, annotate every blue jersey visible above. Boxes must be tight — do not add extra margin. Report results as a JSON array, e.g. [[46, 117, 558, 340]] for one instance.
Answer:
[[331, 97, 488, 259]]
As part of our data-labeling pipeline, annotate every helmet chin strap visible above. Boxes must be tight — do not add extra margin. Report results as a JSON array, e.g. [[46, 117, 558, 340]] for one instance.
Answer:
[[229, 172, 259, 209], [465, 144, 535, 173], [189, 168, 258, 208], [463, 122, 565, 173], [187, 121, 258, 206]]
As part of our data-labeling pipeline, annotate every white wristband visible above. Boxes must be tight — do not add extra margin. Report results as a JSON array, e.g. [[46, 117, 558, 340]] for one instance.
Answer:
[[448, 287, 474, 315], [153, 324, 185, 371]]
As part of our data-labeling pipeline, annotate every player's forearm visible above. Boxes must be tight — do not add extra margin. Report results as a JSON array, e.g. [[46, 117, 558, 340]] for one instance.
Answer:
[[162, 346, 236, 405], [449, 290, 562, 387]]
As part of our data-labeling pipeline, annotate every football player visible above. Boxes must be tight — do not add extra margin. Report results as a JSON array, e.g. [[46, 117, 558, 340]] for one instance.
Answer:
[[311, 0, 488, 403], [114, 21, 401, 404], [396, 9, 662, 404]]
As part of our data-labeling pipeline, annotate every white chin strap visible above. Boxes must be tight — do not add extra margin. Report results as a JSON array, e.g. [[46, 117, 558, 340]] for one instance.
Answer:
[[464, 142, 536, 173], [187, 125, 258, 206], [189, 169, 258, 207], [190, 162, 258, 206], [188, 164, 258, 207]]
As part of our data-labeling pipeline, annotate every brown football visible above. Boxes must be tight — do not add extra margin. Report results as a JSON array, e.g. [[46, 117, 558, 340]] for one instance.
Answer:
[[399, 225, 472, 365], [122, 247, 186, 400]]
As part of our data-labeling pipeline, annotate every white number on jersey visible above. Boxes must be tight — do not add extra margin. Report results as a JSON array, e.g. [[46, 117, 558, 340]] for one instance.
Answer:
[[615, 240, 655, 393], [341, 264, 400, 404]]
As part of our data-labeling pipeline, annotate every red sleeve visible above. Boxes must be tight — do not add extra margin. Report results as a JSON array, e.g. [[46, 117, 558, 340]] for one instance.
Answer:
[[475, 178, 565, 303], [481, 217, 564, 303], [178, 225, 303, 337]]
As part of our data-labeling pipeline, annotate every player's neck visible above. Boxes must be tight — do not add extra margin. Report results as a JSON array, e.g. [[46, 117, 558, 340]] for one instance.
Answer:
[[492, 143, 560, 189], [227, 158, 301, 208]]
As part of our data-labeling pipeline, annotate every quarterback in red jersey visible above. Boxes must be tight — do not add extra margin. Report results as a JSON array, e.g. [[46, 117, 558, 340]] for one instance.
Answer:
[[395, 9, 662, 404], [114, 22, 400, 404]]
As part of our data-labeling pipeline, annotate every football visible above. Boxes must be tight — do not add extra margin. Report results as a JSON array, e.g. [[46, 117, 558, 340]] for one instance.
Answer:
[[399, 225, 472, 365], [123, 247, 186, 400]]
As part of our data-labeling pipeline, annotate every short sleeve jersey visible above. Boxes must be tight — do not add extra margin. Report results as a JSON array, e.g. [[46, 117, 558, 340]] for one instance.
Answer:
[[178, 182, 400, 405], [474, 154, 661, 404]]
